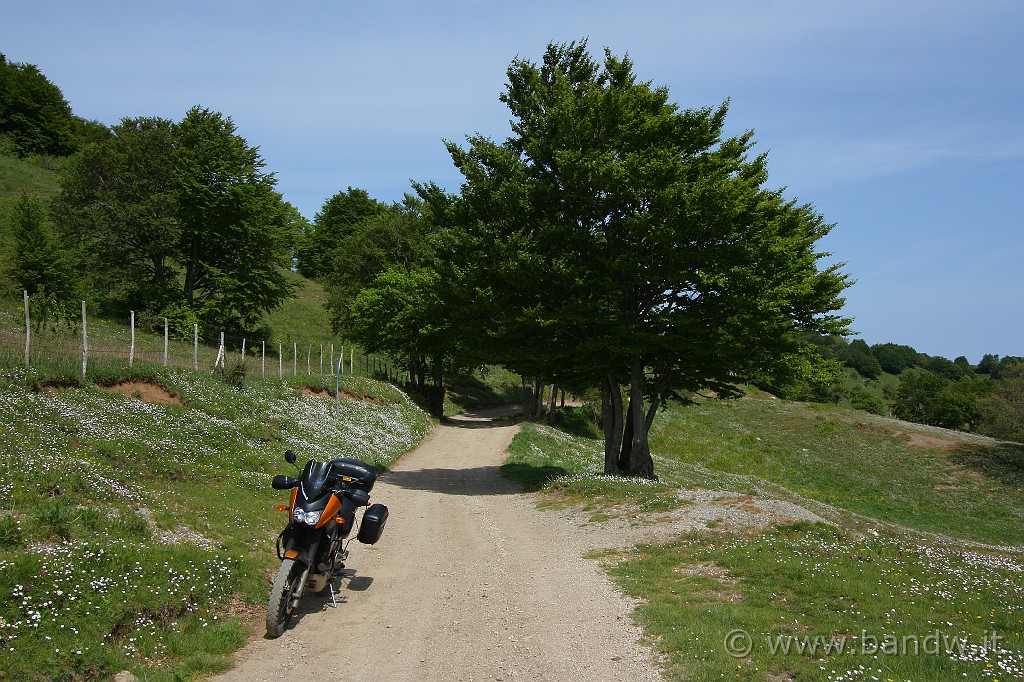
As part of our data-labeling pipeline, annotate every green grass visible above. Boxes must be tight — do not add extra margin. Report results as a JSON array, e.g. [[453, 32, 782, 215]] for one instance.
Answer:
[[0, 362, 430, 680], [502, 415, 685, 514], [650, 398, 1024, 546], [264, 270, 341, 353], [0, 153, 60, 201], [444, 365, 524, 416], [603, 523, 1024, 681], [504, 396, 1024, 682]]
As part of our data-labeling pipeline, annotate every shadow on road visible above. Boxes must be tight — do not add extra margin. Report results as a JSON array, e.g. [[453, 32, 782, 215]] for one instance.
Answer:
[[267, 569, 373, 638], [442, 416, 518, 430], [383, 465, 521, 496]]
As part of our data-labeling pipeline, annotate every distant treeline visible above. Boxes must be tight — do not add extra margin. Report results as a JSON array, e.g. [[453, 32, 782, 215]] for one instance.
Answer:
[[762, 334, 1022, 441]]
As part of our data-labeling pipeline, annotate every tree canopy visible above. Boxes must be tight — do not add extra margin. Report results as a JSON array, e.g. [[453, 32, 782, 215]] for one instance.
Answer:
[[320, 195, 461, 412], [295, 187, 389, 279], [0, 53, 110, 158], [431, 41, 851, 476], [53, 107, 298, 336]]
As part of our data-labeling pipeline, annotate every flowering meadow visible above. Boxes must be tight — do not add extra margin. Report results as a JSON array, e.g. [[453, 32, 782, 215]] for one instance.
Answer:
[[0, 364, 429, 680], [608, 525, 1024, 681]]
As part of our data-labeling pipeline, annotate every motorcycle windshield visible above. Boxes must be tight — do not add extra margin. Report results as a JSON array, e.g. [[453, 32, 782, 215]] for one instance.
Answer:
[[299, 460, 332, 502]]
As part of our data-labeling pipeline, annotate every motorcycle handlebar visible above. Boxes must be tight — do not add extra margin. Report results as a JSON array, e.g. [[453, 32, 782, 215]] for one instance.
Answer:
[[271, 474, 299, 489], [341, 487, 371, 507]]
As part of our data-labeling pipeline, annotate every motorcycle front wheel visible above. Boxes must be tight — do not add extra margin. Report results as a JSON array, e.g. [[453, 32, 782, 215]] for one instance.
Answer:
[[266, 558, 304, 638]]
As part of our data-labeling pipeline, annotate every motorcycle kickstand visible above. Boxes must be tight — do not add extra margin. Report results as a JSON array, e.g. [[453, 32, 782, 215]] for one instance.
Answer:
[[327, 573, 347, 608]]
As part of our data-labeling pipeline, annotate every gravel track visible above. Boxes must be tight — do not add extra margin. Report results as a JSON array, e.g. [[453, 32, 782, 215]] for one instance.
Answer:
[[213, 408, 663, 682]]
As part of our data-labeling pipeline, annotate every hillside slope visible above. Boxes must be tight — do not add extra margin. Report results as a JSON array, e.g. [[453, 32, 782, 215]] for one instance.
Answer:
[[0, 364, 430, 681]]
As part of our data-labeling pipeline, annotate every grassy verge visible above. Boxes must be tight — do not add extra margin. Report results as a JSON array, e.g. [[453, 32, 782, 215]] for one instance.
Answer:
[[505, 396, 1024, 682], [604, 523, 1023, 681], [0, 362, 429, 681], [502, 415, 685, 516]]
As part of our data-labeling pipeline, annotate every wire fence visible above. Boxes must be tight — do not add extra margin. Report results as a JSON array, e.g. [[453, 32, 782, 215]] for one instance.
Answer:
[[0, 291, 405, 384]]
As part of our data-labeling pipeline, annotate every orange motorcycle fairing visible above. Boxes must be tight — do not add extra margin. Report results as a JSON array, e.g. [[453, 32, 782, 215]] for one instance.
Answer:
[[315, 494, 342, 529]]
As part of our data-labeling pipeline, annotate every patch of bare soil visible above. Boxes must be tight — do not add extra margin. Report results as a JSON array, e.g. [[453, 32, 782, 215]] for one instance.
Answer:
[[293, 386, 381, 404], [99, 380, 185, 406], [552, 488, 827, 550], [899, 431, 961, 450]]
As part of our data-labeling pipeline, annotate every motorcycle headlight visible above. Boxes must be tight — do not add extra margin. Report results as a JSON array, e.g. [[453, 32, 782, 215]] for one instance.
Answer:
[[293, 508, 322, 526]]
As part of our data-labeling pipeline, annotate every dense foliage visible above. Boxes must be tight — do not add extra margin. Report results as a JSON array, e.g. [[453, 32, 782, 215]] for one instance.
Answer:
[[51, 107, 302, 337], [425, 41, 851, 475], [0, 53, 109, 158], [1, 48, 1018, 443]]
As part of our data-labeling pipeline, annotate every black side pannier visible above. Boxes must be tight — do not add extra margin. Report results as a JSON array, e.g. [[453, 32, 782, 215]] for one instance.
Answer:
[[329, 457, 377, 492], [357, 503, 388, 544]]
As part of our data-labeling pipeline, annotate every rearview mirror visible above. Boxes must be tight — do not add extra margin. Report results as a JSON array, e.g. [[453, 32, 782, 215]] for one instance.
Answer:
[[284, 449, 297, 465]]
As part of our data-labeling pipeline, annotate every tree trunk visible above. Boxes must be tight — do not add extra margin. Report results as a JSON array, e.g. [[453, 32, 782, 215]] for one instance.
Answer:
[[626, 356, 655, 478], [532, 376, 545, 418], [546, 383, 558, 425], [602, 375, 624, 474], [521, 377, 532, 416], [184, 233, 200, 305], [427, 357, 445, 418], [618, 392, 634, 471]]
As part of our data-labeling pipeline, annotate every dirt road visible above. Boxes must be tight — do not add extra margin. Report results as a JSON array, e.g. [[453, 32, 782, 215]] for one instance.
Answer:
[[214, 408, 662, 682]]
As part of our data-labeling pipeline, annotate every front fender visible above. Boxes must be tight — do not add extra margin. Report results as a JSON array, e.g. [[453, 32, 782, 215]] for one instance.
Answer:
[[277, 524, 321, 567]]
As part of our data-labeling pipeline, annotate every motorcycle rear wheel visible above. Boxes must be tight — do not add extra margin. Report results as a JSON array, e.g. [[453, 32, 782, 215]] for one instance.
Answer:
[[266, 558, 304, 638]]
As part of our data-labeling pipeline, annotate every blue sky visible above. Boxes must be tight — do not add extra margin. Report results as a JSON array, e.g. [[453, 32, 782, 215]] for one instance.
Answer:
[[3, 0, 1022, 361]]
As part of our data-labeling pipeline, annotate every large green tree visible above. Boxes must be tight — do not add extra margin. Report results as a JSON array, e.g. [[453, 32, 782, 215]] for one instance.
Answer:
[[173, 106, 296, 332], [54, 116, 180, 307], [439, 41, 851, 476], [0, 54, 76, 158], [54, 107, 297, 335], [296, 187, 388, 278], [321, 195, 460, 404], [12, 194, 74, 295], [871, 342, 920, 375], [979, 363, 1024, 443], [892, 368, 985, 431]]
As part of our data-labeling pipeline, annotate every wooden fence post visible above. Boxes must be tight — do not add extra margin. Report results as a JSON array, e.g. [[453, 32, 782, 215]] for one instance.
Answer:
[[293, 342, 297, 376], [163, 318, 169, 366], [261, 340, 266, 378], [23, 290, 29, 367], [129, 310, 135, 367], [307, 345, 311, 375], [193, 324, 198, 370], [278, 343, 283, 380], [335, 353, 342, 418], [241, 338, 246, 363], [81, 301, 88, 378], [213, 332, 225, 370]]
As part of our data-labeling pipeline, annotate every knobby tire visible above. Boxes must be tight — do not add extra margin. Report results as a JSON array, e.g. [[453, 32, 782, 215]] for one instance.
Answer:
[[266, 558, 303, 638]]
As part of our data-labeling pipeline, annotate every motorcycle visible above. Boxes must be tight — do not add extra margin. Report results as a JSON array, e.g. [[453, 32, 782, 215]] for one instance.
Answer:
[[266, 449, 389, 638]]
